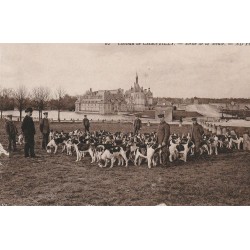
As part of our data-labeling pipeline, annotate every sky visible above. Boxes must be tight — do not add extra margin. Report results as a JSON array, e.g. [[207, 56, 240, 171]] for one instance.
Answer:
[[0, 43, 250, 99]]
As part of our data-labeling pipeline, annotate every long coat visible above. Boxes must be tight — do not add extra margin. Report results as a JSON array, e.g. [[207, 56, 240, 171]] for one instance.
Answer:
[[157, 121, 170, 145], [83, 118, 90, 128], [191, 123, 204, 142], [212, 125, 217, 134], [134, 118, 142, 130], [243, 133, 250, 150], [222, 127, 227, 136], [5, 120, 18, 136], [21, 115, 36, 137], [40, 118, 50, 134], [216, 126, 222, 135]]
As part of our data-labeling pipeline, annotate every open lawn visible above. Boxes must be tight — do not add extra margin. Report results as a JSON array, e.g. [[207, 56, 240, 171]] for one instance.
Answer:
[[0, 120, 249, 205]]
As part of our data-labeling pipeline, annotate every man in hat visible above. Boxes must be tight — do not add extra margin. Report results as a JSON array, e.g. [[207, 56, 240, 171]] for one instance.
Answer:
[[243, 130, 250, 151], [133, 114, 142, 134], [40, 112, 50, 150], [179, 116, 183, 127], [21, 107, 36, 158], [83, 115, 90, 133], [216, 125, 222, 136], [222, 126, 227, 136], [5, 115, 18, 152], [211, 124, 217, 135], [190, 117, 204, 155], [156, 113, 170, 166]]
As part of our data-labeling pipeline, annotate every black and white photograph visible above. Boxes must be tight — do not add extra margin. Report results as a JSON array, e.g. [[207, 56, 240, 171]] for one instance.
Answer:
[[0, 1, 249, 250], [0, 43, 249, 206]]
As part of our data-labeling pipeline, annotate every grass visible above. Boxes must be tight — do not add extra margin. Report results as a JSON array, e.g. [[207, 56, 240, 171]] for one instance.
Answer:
[[0, 120, 249, 205]]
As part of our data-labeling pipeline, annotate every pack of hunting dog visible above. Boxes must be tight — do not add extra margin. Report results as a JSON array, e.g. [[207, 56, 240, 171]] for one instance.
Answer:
[[1, 107, 250, 168]]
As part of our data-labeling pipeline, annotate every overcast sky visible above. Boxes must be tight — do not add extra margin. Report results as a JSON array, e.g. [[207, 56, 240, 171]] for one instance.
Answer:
[[1, 43, 250, 98]]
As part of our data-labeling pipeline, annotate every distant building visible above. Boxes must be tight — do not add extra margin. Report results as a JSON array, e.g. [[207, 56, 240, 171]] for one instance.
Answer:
[[124, 73, 153, 111], [75, 73, 153, 114]]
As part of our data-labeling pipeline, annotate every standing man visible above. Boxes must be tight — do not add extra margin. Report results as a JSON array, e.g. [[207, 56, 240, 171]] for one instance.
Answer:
[[5, 115, 18, 152], [222, 126, 227, 136], [212, 124, 217, 135], [83, 115, 90, 133], [156, 114, 170, 166], [21, 107, 36, 158], [133, 114, 142, 134], [216, 125, 222, 136], [190, 117, 204, 155], [243, 130, 250, 151], [179, 116, 183, 127], [40, 112, 50, 150]]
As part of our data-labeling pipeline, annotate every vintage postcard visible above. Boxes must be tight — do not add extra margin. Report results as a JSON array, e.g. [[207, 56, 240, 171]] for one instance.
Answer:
[[0, 43, 249, 205]]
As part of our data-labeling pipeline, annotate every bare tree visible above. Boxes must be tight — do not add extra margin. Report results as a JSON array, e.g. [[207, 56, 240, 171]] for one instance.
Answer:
[[0, 87, 14, 118], [32, 86, 50, 120], [14, 85, 28, 121], [55, 86, 65, 122], [0, 85, 5, 119], [0, 86, 11, 118]]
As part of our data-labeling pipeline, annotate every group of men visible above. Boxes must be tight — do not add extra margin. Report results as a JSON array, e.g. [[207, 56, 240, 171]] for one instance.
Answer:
[[4, 108, 206, 164], [133, 113, 204, 166], [4, 110, 91, 158], [5, 108, 50, 158]]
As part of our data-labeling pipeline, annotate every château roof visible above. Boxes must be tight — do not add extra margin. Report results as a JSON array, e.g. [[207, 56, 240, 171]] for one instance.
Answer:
[[76, 73, 153, 105]]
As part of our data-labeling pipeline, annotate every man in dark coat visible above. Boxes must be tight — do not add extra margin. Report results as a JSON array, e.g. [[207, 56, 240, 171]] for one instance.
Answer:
[[21, 107, 36, 158], [83, 115, 90, 133], [190, 117, 204, 154], [133, 114, 142, 134], [5, 115, 18, 152], [179, 116, 183, 127], [40, 112, 50, 149], [156, 114, 170, 166]]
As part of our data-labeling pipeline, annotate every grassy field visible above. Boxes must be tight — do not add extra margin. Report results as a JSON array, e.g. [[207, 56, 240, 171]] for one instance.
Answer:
[[0, 120, 249, 206]]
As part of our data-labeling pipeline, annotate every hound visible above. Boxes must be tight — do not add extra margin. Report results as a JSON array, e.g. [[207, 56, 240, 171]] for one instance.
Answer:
[[46, 137, 67, 154], [0, 143, 9, 165], [17, 133, 24, 145], [98, 146, 128, 168], [176, 139, 195, 162], [168, 138, 180, 162], [134, 143, 161, 168], [230, 136, 243, 150], [208, 136, 219, 155], [73, 141, 96, 163]]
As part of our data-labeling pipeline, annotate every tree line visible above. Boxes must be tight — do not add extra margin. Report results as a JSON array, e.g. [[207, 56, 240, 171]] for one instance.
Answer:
[[0, 85, 77, 121], [1, 85, 250, 121]]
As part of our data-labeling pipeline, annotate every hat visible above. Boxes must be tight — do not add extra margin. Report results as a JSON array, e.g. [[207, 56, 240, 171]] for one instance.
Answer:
[[7, 114, 12, 118], [158, 114, 164, 118], [25, 107, 33, 113], [191, 117, 197, 121], [84, 115, 87, 117], [43, 112, 48, 115]]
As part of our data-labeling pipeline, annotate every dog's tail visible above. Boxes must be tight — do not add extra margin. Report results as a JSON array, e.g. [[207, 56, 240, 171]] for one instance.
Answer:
[[154, 144, 168, 153]]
